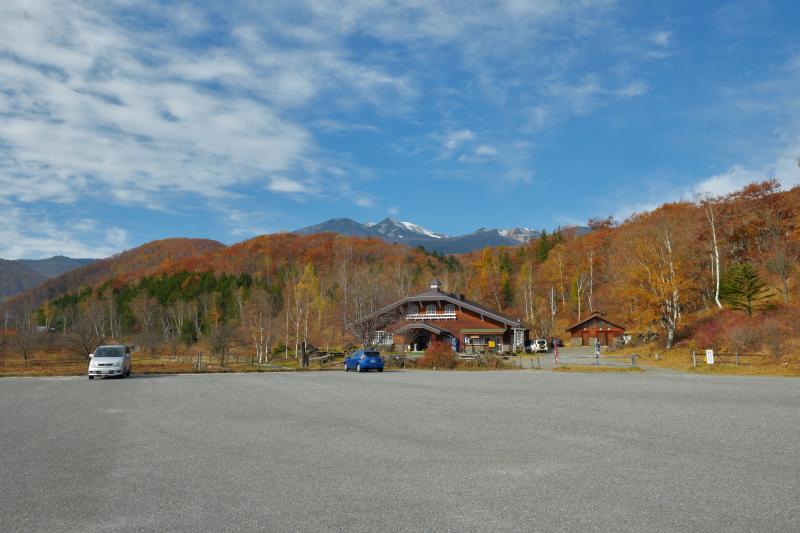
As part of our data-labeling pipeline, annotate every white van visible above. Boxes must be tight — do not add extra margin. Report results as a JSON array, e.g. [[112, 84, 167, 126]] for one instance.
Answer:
[[528, 339, 549, 353], [88, 345, 132, 379]]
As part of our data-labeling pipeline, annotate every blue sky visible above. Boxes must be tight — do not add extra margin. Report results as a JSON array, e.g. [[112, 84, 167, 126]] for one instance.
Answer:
[[1, 0, 799, 258]]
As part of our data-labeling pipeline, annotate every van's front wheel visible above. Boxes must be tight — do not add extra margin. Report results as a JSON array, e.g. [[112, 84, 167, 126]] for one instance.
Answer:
[[88, 375, 94, 380]]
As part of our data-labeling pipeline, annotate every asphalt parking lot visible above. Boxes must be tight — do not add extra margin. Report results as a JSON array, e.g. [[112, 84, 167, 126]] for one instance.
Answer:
[[1, 370, 798, 532]]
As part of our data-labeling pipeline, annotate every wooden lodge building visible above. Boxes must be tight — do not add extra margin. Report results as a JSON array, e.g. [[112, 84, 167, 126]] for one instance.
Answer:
[[566, 311, 625, 347], [371, 279, 529, 353]]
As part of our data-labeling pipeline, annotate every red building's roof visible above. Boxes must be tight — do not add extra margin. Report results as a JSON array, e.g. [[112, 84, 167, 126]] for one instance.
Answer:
[[566, 311, 625, 333]]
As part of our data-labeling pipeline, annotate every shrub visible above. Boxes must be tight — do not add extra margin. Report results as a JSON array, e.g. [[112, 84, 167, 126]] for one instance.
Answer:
[[416, 341, 457, 369], [727, 326, 762, 353], [760, 320, 786, 359], [342, 343, 357, 354], [692, 310, 766, 352], [479, 354, 503, 368], [693, 319, 723, 351]]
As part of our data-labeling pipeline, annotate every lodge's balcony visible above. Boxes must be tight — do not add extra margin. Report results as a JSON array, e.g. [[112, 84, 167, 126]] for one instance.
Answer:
[[405, 312, 457, 320]]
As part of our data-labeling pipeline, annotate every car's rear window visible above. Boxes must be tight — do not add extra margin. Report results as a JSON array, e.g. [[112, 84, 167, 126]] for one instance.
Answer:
[[365, 351, 380, 357]]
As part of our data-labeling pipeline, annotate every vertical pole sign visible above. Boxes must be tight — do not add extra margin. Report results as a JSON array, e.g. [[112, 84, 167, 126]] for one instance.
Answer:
[[705, 349, 714, 365], [595, 339, 601, 367]]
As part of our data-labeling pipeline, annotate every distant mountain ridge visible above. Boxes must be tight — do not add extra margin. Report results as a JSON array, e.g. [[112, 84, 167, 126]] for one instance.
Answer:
[[295, 217, 583, 253], [1, 222, 587, 305], [0, 256, 95, 302], [17, 256, 95, 278], [1, 238, 225, 310]]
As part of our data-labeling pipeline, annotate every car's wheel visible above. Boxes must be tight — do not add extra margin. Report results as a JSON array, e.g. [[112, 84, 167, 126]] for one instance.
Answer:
[[88, 375, 94, 380], [378, 368, 383, 372], [126, 367, 131, 377], [357, 363, 362, 373]]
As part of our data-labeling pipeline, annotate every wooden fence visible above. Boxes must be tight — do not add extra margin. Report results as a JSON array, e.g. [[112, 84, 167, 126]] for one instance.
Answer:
[[692, 351, 769, 366], [552, 352, 639, 368], [0, 358, 85, 367]]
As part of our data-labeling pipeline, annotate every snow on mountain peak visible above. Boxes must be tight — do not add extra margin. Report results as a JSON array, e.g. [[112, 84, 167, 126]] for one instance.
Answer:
[[498, 227, 540, 243], [397, 221, 446, 239]]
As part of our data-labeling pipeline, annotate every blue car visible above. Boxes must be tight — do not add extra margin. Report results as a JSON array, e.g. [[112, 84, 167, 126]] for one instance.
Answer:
[[344, 349, 384, 372]]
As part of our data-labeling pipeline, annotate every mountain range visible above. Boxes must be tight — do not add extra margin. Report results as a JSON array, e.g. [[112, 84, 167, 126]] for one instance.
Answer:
[[295, 218, 570, 253], [0, 256, 95, 302], [0, 219, 584, 303]]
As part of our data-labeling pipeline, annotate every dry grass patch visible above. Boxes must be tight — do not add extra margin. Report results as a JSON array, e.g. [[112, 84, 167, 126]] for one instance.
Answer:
[[688, 362, 800, 377], [552, 365, 643, 373], [606, 343, 800, 377], [0, 353, 303, 377]]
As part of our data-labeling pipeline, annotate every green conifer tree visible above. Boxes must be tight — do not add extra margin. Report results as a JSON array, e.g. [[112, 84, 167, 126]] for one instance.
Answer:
[[536, 230, 550, 262], [721, 263, 773, 316]]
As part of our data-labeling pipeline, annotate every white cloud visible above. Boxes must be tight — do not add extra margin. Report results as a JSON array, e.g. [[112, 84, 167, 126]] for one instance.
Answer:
[[0, 207, 129, 259], [474, 144, 498, 156], [267, 178, 314, 194], [354, 196, 375, 208], [688, 54, 800, 199], [692, 165, 758, 198], [0, 0, 702, 255], [545, 76, 647, 116], [0, 0, 426, 216], [218, 206, 282, 238], [650, 30, 672, 47], [312, 119, 380, 133], [614, 81, 648, 97], [692, 156, 800, 200], [613, 150, 800, 223], [442, 129, 476, 151], [105, 227, 130, 249]]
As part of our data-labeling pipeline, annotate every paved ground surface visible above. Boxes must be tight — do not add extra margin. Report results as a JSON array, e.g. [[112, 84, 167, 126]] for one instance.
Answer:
[[519, 346, 634, 369], [1, 370, 798, 532]]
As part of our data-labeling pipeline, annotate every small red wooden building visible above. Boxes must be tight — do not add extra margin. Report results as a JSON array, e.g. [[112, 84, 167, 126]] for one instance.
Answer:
[[566, 311, 625, 347]]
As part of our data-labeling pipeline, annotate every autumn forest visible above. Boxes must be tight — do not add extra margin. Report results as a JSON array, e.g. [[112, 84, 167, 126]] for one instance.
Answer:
[[3, 180, 799, 364]]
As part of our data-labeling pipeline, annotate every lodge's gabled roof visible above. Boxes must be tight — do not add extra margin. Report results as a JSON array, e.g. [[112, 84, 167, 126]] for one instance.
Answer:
[[565, 311, 626, 332], [371, 282, 524, 328]]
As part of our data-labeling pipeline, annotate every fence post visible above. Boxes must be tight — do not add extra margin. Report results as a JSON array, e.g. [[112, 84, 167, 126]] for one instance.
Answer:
[[692, 351, 696, 367], [735, 349, 739, 366], [631, 353, 637, 367]]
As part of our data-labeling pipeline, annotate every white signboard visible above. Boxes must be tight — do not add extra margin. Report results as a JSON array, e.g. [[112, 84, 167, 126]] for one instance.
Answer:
[[705, 349, 714, 365]]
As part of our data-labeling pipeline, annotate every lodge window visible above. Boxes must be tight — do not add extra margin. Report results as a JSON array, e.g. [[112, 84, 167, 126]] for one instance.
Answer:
[[372, 331, 394, 345], [408, 304, 418, 315], [426, 304, 436, 315], [444, 304, 455, 314]]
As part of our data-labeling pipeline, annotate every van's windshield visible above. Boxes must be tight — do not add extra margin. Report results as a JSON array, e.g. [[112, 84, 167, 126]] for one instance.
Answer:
[[94, 347, 125, 357]]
